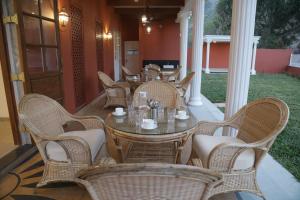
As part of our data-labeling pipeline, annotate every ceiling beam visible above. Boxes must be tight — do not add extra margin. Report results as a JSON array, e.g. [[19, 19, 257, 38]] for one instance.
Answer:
[[108, 0, 184, 8]]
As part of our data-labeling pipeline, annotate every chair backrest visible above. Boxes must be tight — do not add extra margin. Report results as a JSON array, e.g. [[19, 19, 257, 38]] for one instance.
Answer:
[[180, 72, 195, 90], [133, 80, 183, 108], [172, 66, 181, 78], [19, 94, 69, 137], [98, 71, 114, 87], [78, 163, 221, 200], [146, 68, 161, 79], [147, 64, 161, 71], [233, 98, 289, 144], [122, 66, 135, 76]]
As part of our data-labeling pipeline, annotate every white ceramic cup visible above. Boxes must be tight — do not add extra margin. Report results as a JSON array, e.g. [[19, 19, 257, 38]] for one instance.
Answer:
[[115, 107, 124, 115], [143, 119, 155, 129], [178, 110, 187, 118]]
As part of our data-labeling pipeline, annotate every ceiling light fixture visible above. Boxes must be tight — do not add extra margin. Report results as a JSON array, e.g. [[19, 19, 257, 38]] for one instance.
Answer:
[[141, 14, 148, 23]]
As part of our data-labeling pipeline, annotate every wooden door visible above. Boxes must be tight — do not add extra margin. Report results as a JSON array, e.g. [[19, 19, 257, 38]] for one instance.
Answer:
[[17, 0, 63, 104], [124, 41, 139, 74]]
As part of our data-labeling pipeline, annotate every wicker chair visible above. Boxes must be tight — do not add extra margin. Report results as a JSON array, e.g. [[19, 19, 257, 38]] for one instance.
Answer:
[[18, 94, 108, 187], [146, 64, 161, 71], [177, 72, 195, 97], [191, 97, 289, 199], [77, 163, 224, 200], [132, 80, 184, 108], [121, 66, 140, 79], [163, 66, 182, 82], [98, 71, 130, 108]]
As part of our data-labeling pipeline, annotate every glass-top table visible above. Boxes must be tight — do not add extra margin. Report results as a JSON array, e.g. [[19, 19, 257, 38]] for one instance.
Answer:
[[104, 108, 199, 164], [105, 110, 198, 135]]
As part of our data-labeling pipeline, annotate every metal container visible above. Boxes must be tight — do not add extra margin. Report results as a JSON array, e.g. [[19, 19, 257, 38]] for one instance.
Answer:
[[150, 108, 158, 121]]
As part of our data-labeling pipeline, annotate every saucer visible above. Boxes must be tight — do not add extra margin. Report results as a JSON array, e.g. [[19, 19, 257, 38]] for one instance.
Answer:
[[141, 123, 158, 130], [175, 115, 190, 120], [112, 111, 126, 117]]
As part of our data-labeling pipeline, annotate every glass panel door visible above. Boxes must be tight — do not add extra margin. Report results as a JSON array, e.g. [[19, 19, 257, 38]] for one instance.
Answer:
[[20, 0, 59, 74], [17, 0, 64, 104]]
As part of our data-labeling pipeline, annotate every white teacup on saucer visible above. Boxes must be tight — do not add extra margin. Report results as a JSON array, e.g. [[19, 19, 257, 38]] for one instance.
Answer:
[[112, 107, 126, 117], [175, 110, 189, 120], [141, 119, 157, 130]]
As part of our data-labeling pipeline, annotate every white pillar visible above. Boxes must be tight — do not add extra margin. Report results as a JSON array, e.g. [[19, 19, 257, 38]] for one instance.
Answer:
[[224, 0, 257, 135], [251, 40, 258, 75], [179, 11, 191, 80], [205, 40, 211, 74], [188, 0, 205, 106]]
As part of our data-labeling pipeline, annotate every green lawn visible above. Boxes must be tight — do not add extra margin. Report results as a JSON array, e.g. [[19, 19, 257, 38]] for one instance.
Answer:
[[201, 73, 300, 181]]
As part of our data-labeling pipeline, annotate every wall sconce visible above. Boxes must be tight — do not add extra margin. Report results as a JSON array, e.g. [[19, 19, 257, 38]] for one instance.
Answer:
[[146, 26, 152, 34], [59, 7, 69, 27], [103, 32, 113, 40]]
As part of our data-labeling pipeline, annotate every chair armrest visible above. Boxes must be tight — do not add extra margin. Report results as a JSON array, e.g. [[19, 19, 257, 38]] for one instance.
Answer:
[[93, 157, 117, 166], [208, 142, 267, 172], [68, 115, 105, 130], [108, 84, 129, 97], [114, 82, 130, 88], [40, 134, 92, 165], [196, 121, 232, 136]]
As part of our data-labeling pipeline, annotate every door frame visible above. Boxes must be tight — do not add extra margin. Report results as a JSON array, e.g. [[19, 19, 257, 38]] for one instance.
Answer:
[[0, 11, 21, 145]]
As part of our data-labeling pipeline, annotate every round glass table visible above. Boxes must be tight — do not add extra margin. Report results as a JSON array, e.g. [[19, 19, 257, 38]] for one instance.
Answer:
[[105, 109, 198, 164]]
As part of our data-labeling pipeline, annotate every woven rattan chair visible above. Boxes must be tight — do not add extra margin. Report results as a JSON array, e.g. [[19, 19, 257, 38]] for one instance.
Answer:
[[163, 66, 182, 82], [77, 163, 224, 200], [121, 66, 140, 79], [146, 63, 161, 71], [191, 97, 289, 199], [18, 94, 108, 187], [98, 71, 130, 108], [177, 72, 195, 97], [132, 80, 184, 108]]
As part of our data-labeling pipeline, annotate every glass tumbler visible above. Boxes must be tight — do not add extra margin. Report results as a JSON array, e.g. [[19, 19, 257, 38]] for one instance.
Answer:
[[167, 107, 176, 123]]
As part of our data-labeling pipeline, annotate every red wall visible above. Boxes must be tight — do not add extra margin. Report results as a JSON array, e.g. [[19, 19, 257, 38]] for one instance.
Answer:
[[286, 66, 300, 77], [121, 16, 139, 65], [187, 43, 230, 70], [255, 49, 292, 73], [137, 19, 291, 74], [58, 0, 120, 113], [139, 19, 180, 67]]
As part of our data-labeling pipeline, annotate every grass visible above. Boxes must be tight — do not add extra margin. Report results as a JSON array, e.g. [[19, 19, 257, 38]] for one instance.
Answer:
[[201, 73, 300, 181]]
